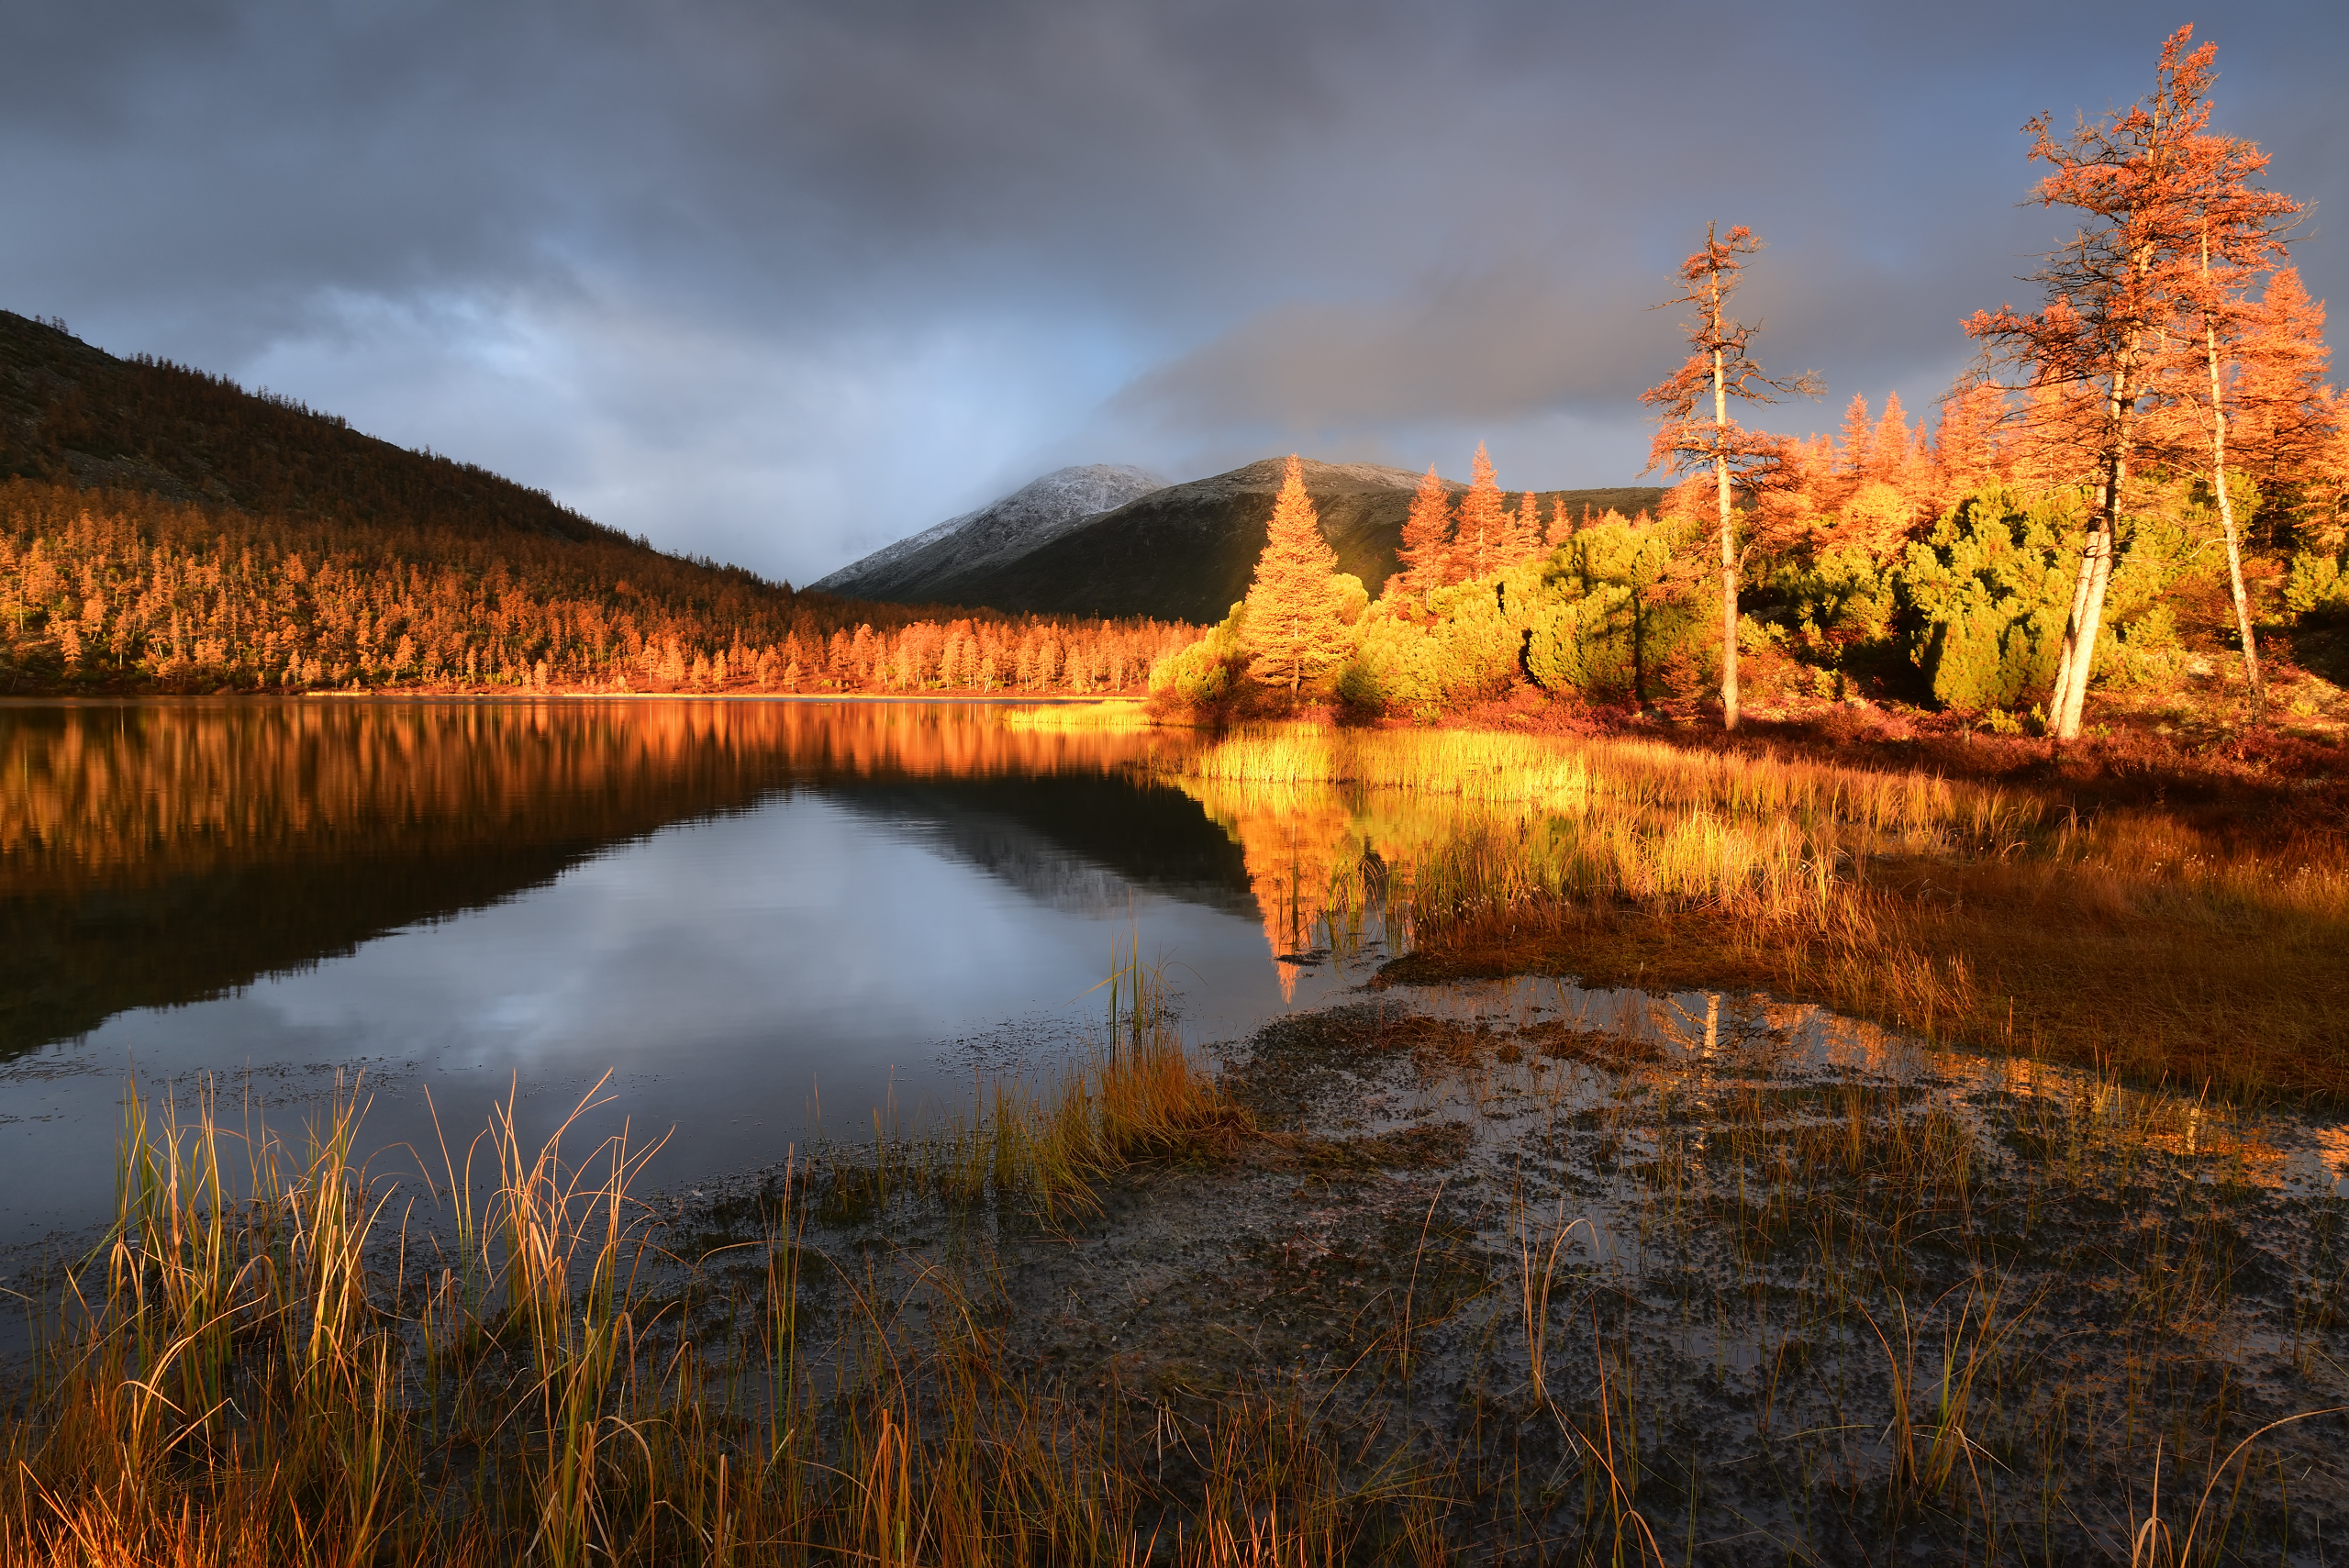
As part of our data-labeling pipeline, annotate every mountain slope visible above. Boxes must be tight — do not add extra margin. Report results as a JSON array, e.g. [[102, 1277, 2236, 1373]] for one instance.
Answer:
[[1, 310, 620, 545], [889, 459, 1664, 624], [813, 463, 1165, 600]]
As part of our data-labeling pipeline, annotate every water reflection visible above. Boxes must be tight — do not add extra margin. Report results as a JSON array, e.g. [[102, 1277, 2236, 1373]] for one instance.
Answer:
[[5, 698, 2343, 1258], [2, 699, 1320, 1249], [0, 699, 1191, 1058]]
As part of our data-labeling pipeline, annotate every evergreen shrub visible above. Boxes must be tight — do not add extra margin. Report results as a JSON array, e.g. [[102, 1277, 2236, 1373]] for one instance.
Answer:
[[1896, 486, 2080, 713]]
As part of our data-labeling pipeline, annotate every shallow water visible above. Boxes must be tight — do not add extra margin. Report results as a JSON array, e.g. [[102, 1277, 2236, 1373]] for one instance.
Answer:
[[0, 697, 1388, 1251]]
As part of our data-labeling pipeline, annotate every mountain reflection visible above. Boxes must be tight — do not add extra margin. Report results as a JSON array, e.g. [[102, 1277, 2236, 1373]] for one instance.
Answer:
[[0, 699, 1224, 1057], [826, 777, 1255, 918]]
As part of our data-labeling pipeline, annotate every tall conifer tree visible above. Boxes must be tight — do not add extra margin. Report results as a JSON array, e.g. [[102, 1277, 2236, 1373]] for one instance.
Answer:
[[2157, 118, 2310, 727], [1930, 381, 2008, 509], [1501, 491, 1542, 562], [1838, 395, 1876, 484], [1966, 28, 2216, 740], [1449, 443, 1506, 583], [1241, 455, 1352, 695], [1642, 223, 1820, 729], [1393, 464, 1453, 608]]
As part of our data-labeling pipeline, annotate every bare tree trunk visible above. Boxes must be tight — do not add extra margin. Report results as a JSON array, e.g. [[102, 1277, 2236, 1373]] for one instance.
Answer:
[[2204, 318, 2266, 727], [2049, 380, 2134, 740], [2058, 527, 2115, 739], [1714, 344, 1738, 730], [2048, 513, 2101, 734]]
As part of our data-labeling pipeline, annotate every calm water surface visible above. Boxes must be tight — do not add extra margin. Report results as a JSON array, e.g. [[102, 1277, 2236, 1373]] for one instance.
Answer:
[[0, 698, 1380, 1250]]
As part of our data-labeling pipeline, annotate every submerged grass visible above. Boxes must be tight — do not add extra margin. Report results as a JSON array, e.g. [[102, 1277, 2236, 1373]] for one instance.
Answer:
[[1168, 726, 2349, 1103]]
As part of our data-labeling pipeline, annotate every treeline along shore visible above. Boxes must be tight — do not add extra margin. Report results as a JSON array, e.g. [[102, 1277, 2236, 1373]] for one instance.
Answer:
[[0, 475, 1193, 698]]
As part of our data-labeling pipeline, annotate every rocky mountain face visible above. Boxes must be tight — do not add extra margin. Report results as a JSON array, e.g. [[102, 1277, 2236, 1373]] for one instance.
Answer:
[[820, 457, 1664, 624], [812, 463, 1166, 601]]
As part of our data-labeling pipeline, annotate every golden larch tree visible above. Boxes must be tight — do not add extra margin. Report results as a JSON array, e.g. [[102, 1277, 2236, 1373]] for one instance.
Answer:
[[2154, 115, 2313, 727], [1838, 395, 1876, 490], [1965, 27, 2220, 740], [1929, 380, 2009, 511], [1241, 455, 1353, 695], [1500, 490, 1542, 562], [1392, 463, 1453, 607], [1642, 223, 1820, 729], [1447, 443, 1507, 584]]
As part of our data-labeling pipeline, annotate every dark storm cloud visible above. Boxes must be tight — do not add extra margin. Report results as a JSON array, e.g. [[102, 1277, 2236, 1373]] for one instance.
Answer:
[[3, 0, 2343, 580]]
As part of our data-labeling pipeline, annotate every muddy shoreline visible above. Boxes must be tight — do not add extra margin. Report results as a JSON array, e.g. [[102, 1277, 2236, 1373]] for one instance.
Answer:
[[646, 976, 2349, 1562]]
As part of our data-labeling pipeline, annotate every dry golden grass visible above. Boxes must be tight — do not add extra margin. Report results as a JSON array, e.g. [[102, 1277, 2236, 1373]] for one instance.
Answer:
[[1186, 725, 2042, 843], [0, 961, 1283, 1568], [997, 698, 1156, 732], [1175, 726, 2349, 1103], [10, 969, 2343, 1562]]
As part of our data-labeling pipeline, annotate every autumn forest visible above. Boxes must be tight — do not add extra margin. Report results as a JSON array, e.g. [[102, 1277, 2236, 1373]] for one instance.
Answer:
[[6, 22, 2349, 1568], [0, 312, 1195, 700], [1150, 30, 2345, 746]]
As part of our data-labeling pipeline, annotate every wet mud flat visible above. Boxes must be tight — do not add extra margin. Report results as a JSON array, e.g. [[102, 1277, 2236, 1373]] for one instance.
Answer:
[[677, 981, 2349, 1564]]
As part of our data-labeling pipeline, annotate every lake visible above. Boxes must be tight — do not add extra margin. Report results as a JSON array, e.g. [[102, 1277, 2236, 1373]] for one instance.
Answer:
[[0, 697, 1385, 1251]]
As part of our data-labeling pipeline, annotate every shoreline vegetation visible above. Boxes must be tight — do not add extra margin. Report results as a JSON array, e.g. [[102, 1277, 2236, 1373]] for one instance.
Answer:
[[1157, 723, 2348, 1107], [6, 959, 2344, 1563]]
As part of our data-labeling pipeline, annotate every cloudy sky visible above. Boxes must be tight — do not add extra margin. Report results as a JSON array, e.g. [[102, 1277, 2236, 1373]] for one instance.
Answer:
[[6, 0, 2343, 584]]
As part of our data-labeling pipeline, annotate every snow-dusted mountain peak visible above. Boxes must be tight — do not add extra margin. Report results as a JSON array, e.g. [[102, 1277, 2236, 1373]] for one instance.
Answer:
[[812, 463, 1164, 600]]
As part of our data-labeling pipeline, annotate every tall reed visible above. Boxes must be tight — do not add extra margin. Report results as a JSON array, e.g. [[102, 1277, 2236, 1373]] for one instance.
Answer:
[[0, 981, 1273, 1566]]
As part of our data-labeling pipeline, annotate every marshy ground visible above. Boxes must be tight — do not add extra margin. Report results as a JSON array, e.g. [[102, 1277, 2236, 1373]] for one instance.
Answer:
[[667, 976, 2349, 1564]]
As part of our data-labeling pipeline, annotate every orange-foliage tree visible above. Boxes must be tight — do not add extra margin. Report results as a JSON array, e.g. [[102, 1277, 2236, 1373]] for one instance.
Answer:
[[1965, 28, 2220, 740], [0, 481, 1195, 698], [2221, 270, 2344, 510], [2154, 117, 2309, 726], [1240, 456, 1357, 695], [1642, 223, 1821, 729], [1446, 444, 1508, 584], [1501, 491, 1542, 562], [1392, 464, 1453, 608]]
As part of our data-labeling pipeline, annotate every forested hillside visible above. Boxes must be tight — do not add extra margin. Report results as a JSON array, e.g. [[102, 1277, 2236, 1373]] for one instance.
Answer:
[[0, 312, 1195, 695], [1, 310, 622, 542]]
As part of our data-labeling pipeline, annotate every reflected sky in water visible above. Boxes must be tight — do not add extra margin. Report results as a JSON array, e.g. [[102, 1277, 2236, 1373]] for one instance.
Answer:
[[0, 699, 1379, 1250]]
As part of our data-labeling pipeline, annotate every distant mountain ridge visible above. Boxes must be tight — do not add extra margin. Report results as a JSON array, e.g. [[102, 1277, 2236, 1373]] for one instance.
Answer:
[[813, 463, 1164, 601], [824, 458, 1664, 624]]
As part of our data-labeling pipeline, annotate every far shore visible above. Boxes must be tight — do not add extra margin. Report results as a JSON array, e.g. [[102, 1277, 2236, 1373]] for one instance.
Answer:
[[0, 689, 1148, 705]]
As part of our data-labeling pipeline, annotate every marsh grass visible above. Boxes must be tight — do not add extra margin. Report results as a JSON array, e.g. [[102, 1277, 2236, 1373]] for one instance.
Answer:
[[1182, 984, 2349, 1561], [1171, 726, 2349, 1102], [1000, 699, 1158, 732], [6, 972, 2346, 1563], [0, 959, 1284, 1568]]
